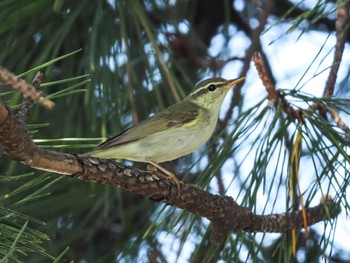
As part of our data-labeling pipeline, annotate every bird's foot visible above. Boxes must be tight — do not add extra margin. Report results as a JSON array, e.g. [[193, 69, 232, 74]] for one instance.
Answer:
[[148, 161, 181, 197]]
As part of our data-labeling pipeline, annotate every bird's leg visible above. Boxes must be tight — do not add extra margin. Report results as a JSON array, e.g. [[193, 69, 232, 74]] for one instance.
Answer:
[[148, 161, 182, 196]]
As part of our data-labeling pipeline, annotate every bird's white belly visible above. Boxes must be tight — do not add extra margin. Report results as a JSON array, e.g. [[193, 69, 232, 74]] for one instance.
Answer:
[[115, 121, 216, 163]]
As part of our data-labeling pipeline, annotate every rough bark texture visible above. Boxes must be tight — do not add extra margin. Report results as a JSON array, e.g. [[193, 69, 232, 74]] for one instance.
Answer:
[[0, 99, 341, 243]]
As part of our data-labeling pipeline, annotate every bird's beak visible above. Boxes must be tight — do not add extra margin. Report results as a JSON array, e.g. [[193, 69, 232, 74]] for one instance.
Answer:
[[225, 77, 245, 89]]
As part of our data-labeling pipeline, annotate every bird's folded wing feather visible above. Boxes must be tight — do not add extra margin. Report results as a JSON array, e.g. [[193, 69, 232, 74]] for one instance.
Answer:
[[95, 104, 199, 149]]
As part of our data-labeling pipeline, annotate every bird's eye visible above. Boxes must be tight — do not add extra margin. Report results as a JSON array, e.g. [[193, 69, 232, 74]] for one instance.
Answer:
[[208, 84, 216, 92]]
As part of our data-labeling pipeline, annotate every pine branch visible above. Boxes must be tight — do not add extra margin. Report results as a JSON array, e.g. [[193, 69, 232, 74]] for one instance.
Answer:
[[0, 67, 341, 244], [0, 67, 54, 109]]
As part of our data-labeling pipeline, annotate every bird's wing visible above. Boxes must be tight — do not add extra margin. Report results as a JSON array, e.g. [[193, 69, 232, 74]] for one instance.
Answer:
[[95, 103, 199, 149]]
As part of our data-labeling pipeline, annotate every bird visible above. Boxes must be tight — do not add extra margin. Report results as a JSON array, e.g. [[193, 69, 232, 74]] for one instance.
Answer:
[[88, 77, 245, 193]]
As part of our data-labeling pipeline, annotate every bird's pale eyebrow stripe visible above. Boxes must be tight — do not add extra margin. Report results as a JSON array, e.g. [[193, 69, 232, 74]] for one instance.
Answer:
[[190, 82, 226, 98]]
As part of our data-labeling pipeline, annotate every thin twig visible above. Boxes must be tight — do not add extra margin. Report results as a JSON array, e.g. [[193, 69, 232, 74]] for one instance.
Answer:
[[320, 1, 350, 133], [253, 52, 278, 101], [17, 72, 44, 123], [0, 67, 54, 109], [253, 53, 304, 123], [328, 107, 350, 134], [311, 95, 350, 135], [222, 0, 274, 126], [323, 0, 349, 97], [209, 140, 225, 196]]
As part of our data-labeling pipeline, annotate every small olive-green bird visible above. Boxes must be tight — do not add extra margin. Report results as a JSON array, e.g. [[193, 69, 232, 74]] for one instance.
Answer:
[[88, 77, 244, 189]]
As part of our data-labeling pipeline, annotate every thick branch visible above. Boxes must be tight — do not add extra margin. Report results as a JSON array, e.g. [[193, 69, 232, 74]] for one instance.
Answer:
[[0, 103, 81, 174], [0, 98, 340, 243], [247, 202, 340, 233]]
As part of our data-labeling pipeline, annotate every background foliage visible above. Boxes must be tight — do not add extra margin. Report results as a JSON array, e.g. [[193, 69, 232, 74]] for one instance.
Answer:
[[1, 0, 350, 262]]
